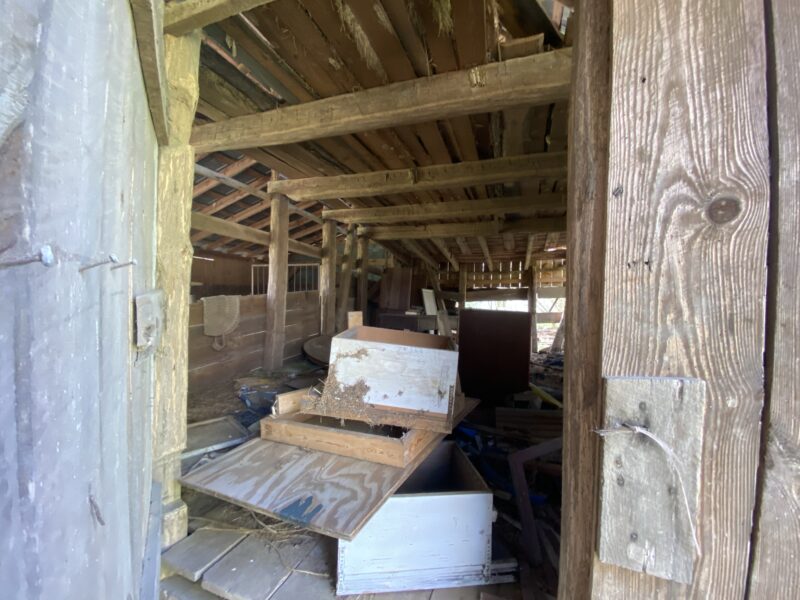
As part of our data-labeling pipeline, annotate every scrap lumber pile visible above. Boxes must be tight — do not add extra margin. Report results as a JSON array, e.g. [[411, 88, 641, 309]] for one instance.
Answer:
[[180, 325, 513, 597]]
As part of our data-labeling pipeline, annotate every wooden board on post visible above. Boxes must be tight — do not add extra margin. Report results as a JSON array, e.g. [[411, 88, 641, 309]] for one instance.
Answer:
[[320, 220, 337, 337], [264, 193, 288, 372], [598, 377, 707, 584]]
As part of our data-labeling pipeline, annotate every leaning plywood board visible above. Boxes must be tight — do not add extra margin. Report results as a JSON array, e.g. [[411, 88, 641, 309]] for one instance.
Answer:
[[336, 442, 493, 595], [181, 398, 478, 540], [260, 413, 440, 468], [302, 326, 459, 433]]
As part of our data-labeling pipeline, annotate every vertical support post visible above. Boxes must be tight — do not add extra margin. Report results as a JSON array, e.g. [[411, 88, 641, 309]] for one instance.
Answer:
[[336, 224, 356, 332], [264, 193, 288, 372], [357, 235, 369, 312], [153, 31, 201, 548], [528, 266, 539, 354], [320, 219, 337, 336], [459, 267, 468, 309]]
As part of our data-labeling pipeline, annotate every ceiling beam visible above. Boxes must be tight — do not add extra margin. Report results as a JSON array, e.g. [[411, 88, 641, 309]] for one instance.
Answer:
[[193, 157, 256, 198], [322, 194, 565, 224], [431, 239, 460, 272], [191, 49, 572, 153], [270, 154, 567, 201], [358, 217, 566, 240], [403, 240, 439, 270], [478, 237, 494, 270], [164, 0, 277, 36], [190, 212, 321, 258]]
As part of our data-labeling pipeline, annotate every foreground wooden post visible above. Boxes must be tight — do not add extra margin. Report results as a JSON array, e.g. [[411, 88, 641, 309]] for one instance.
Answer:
[[153, 31, 201, 548], [458, 267, 468, 309], [561, 0, 770, 597], [335, 225, 356, 332], [320, 219, 337, 336], [264, 193, 289, 372], [357, 235, 369, 312]]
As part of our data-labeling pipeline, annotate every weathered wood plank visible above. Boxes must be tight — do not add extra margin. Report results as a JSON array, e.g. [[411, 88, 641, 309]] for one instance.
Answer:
[[264, 194, 288, 372], [270, 154, 566, 201], [191, 50, 572, 152], [747, 0, 800, 595], [323, 195, 565, 224], [598, 377, 707, 584], [588, 0, 770, 596], [180, 400, 478, 540], [359, 217, 565, 241], [130, 0, 169, 146], [319, 220, 337, 336], [162, 528, 247, 582], [164, 0, 277, 36], [260, 413, 439, 468]]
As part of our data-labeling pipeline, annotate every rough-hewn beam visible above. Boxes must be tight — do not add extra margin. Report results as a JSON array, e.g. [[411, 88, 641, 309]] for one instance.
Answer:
[[403, 240, 439, 270], [191, 49, 572, 152], [190, 211, 321, 258], [358, 217, 566, 240], [322, 194, 565, 224], [195, 164, 322, 224], [264, 193, 288, 372], [431, 239, 459, 272], [164, 0, 277, 36], [193, 157, 256, 198], [478, 236, 494, 270], [319, 220, 337, 336], [130, 0, 169, 145], [270, 154, 566, 201]]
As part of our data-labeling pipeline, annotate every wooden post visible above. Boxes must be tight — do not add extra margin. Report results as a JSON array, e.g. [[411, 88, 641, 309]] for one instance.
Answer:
[[335, 225, 356, 332], [320, 219, 337, 337], [153, 31, 201, 548], [527, 266, 539, 354], [357, 235, 369, 312], [561, 0, 771, 597], [264, 193, 288, 372], [458, 267, 468, 309], [747, 0, 800, 595]]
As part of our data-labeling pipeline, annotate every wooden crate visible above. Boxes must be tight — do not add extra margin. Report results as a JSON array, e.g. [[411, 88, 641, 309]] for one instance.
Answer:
[[260, 413, 439, 468], [302, 326, 460, 433], [336, 441, 494, 595]]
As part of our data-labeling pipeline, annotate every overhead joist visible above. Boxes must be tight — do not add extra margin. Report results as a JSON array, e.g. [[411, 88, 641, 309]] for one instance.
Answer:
[[194, 164, 323, 224], [191, 49, 572, 153], [190, 212, 321, 258], [322, 194, 565, 224], [358, 217, 567, 240], [164, 0, 277, 36], [270, 154, 567, 202]]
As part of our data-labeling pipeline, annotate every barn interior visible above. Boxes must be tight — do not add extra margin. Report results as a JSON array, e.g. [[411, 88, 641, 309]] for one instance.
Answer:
[[2, 1, 795, 600]]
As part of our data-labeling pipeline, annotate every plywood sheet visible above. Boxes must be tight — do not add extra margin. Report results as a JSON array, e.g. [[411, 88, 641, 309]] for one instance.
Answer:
[[181, 399, 478, 540]]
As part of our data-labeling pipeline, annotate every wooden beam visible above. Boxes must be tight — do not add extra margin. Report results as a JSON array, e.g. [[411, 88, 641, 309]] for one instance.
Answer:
[[458, 269, 468, 307], [190, 212, 321, 258], [747, 0, 800, 595], [455, 237, 471, 255], [322, 194, 565, 224], [358, 217, 566, 240], [193, 157, 256, 198], [357, 236, 369, 311], [431, 239, 459, 272], [336, 226, 356, 332], [130, 0, 169, 145], [528, 267, 539, 353], [319, 220, 337, 337], [270, 154, 567, 202], [191, 49, 572, 152], [195, 164, 322, 224], [264, 194, 288, 372], [478, 237, 494, 270], [164, 0, 277, 36], [403, 240, 439, 270], [191, 211, 269, 246], [524, 235, 536, 270]]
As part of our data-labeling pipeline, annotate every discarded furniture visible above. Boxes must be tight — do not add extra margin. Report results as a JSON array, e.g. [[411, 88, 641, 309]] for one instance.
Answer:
[[303, 326, 460, 433], [336, 442, 494, 595]]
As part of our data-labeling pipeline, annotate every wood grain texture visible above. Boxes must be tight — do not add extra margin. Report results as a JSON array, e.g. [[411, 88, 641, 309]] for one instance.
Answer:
[[264, 194, 288, 372], [319, 220, 337, 337], [598, 378, 707, 584], [181, 399, 478, 540], [747, 0, 800, 596], [260, 413, 438, 468], [593, 0, 770, 597], [161, 528, 246, 582], [190, 50, 572, 153], [269, 154, 567, 201], [164, 0, 276, 36], [130, 0, 169, 145]]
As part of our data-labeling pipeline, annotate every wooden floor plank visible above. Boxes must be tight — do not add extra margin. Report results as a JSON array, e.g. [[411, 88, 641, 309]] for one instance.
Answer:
[[162, 528, 247, 582], [201, 533, 319, 600], [160, 575, 220, 600]]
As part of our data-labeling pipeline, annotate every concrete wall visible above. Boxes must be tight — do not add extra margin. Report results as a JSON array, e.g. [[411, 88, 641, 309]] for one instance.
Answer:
[[0, 1, 159, 597]]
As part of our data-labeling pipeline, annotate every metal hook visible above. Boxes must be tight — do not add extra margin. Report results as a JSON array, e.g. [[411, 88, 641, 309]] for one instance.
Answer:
[[79, 254, 119, 273]]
